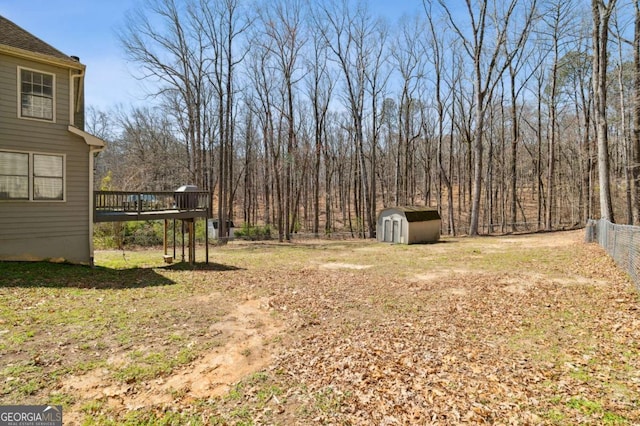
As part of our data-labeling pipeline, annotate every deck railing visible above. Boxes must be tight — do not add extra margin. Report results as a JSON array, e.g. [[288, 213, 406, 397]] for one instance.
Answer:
[[94, 190, 210, 221]]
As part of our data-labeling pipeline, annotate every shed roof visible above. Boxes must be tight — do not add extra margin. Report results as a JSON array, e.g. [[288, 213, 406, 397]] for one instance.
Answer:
[[381, 206, 441, 222], [0, 15, 80, 66]]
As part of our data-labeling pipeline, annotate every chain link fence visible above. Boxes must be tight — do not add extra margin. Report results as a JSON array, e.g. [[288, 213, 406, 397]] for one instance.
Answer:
[[585, 219, 640, 289]]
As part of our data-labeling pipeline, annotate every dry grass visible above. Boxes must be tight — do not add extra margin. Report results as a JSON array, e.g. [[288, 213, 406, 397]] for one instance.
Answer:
[[0, 230, 639, 425]]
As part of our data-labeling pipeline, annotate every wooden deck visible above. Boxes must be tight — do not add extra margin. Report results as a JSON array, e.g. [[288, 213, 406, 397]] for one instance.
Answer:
[[94, 191, 210, 222]]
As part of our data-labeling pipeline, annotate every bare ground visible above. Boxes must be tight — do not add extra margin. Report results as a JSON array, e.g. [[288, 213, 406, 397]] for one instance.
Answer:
[[1, 230, 639, 424], [61, 296, 283, 424]]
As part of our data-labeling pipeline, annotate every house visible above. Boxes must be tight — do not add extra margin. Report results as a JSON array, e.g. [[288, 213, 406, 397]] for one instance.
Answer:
[[377, 206, 441, 244], [0, 16, 106, 265]]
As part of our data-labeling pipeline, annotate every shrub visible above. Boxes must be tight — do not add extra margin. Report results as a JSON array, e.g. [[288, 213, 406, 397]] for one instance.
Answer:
[[234, 224, 272, 241], [94, 222, 126, 249], [124, 221, 163, 246], [94, 221, 163, 249]]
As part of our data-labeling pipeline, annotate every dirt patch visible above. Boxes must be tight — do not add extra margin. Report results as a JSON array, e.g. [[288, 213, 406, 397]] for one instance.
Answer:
[[62, 296, 281, 423], [320, 262, 372, 270], [412, 268, 474, 282]]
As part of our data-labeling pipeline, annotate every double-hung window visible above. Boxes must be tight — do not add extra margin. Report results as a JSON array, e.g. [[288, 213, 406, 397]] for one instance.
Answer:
[[0, 151, 65, 201], [33, 154, 64, 200], [19, 67, 55, 121], [0, 152, 29, 200]]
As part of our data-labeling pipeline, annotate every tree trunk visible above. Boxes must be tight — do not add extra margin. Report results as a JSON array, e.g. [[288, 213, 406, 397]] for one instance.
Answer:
[[633, 0, 640, 224], [592, 0, 617, 223], [546, 56, 558, 231], [469, 86, 484, 235]]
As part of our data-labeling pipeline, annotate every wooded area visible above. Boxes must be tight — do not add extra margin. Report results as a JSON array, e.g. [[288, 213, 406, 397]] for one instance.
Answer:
[[90, 0, 640, 241]]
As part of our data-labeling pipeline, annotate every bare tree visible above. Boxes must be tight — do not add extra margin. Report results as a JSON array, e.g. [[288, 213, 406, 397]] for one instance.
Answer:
[[196, 0, 251, 241], [424, 0, 455, 235], [94, 106, 188, 191], [555, 44, 593, 223], [631, 0, 640, 225], [258, 0, 307, 239], [439, 0, 537, 235], [246, 34, 283, 239], [539, 0, 577, 230], [364, 18, 390, 235], [305, 16, 335, 236], [313, 0, 378, 238], [505, 24, 539, 232], [392, 15, 425, 207], [120, 0, 210, 188], [592, 0, 617, 222], [612, 10, 634, 224], [110, 0, 634, 240]]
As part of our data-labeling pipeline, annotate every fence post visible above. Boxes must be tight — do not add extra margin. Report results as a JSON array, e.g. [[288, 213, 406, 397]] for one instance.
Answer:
[[585, 220, 595, 243]]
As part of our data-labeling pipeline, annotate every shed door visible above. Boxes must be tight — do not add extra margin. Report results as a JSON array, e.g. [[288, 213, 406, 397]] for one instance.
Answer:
[[392, 220, 401, 243], [384, 219, 392, 242]]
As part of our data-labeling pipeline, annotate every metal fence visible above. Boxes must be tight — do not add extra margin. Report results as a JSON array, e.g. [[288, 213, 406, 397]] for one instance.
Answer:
[[585, 219, 640, 289]]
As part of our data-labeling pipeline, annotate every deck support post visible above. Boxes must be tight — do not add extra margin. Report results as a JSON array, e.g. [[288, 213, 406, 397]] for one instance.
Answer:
[[181, 220, 185, 262], [163, 219, 168, 256], [188, 219, 195, 265], [162, 219, 173, 264], [205, 217, 209, 265]]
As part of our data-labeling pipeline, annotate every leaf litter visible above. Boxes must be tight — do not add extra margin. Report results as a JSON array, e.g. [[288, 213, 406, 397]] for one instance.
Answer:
[[1, 230, 639, 425]]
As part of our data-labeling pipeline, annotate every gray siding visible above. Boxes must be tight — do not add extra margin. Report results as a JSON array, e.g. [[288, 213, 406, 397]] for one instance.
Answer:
[[0, 53, 91, 263]]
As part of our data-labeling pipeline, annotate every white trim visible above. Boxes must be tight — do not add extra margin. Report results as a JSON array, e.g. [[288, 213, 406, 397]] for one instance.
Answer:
[[0, 150, 29, 200], [68, 126, 106, 148], [0, 44, 84, 70], [69, 69, 74, 126], [88, 149, 99, 266], [17, 66, 56, 123], [32, 152, 66, 202], [69, 69, 85, 126]]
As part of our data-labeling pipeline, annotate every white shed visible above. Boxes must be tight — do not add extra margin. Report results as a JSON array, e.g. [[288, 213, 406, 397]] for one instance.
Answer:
[[208, 219, 235, 240], [377, 207, 441, 244]]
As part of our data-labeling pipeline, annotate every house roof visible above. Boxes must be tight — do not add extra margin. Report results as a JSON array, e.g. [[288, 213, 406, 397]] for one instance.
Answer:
[[381, 206, 441, 222], [0, 15, 82, 68], [68, 126, 106, 149]]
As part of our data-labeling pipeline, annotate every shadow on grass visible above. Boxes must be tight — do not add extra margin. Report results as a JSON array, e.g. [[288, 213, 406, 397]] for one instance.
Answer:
[[0, 261, 175, 289], [164, 262, 243, 271]]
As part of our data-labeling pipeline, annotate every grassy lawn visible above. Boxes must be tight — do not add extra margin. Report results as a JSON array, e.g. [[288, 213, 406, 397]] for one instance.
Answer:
[[0, 230, 638, 425]]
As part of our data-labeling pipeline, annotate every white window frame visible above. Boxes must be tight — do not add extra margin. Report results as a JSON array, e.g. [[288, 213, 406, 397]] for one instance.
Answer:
[[0, 150, 66, 202], [17, 66, 56, 123], [0, 151, 29, 200]]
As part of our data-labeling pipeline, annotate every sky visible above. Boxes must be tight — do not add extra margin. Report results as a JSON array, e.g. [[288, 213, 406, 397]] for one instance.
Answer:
[[0, 0, 426, 111], [1, 0, 146, 110]]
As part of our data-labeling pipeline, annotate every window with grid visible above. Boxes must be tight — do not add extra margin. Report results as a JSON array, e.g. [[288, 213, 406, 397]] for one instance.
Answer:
[[0, 151, 29, 200], [33, 154, 64, 200], [20, 68, 54, 121], [0, 151, 64, 201]]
